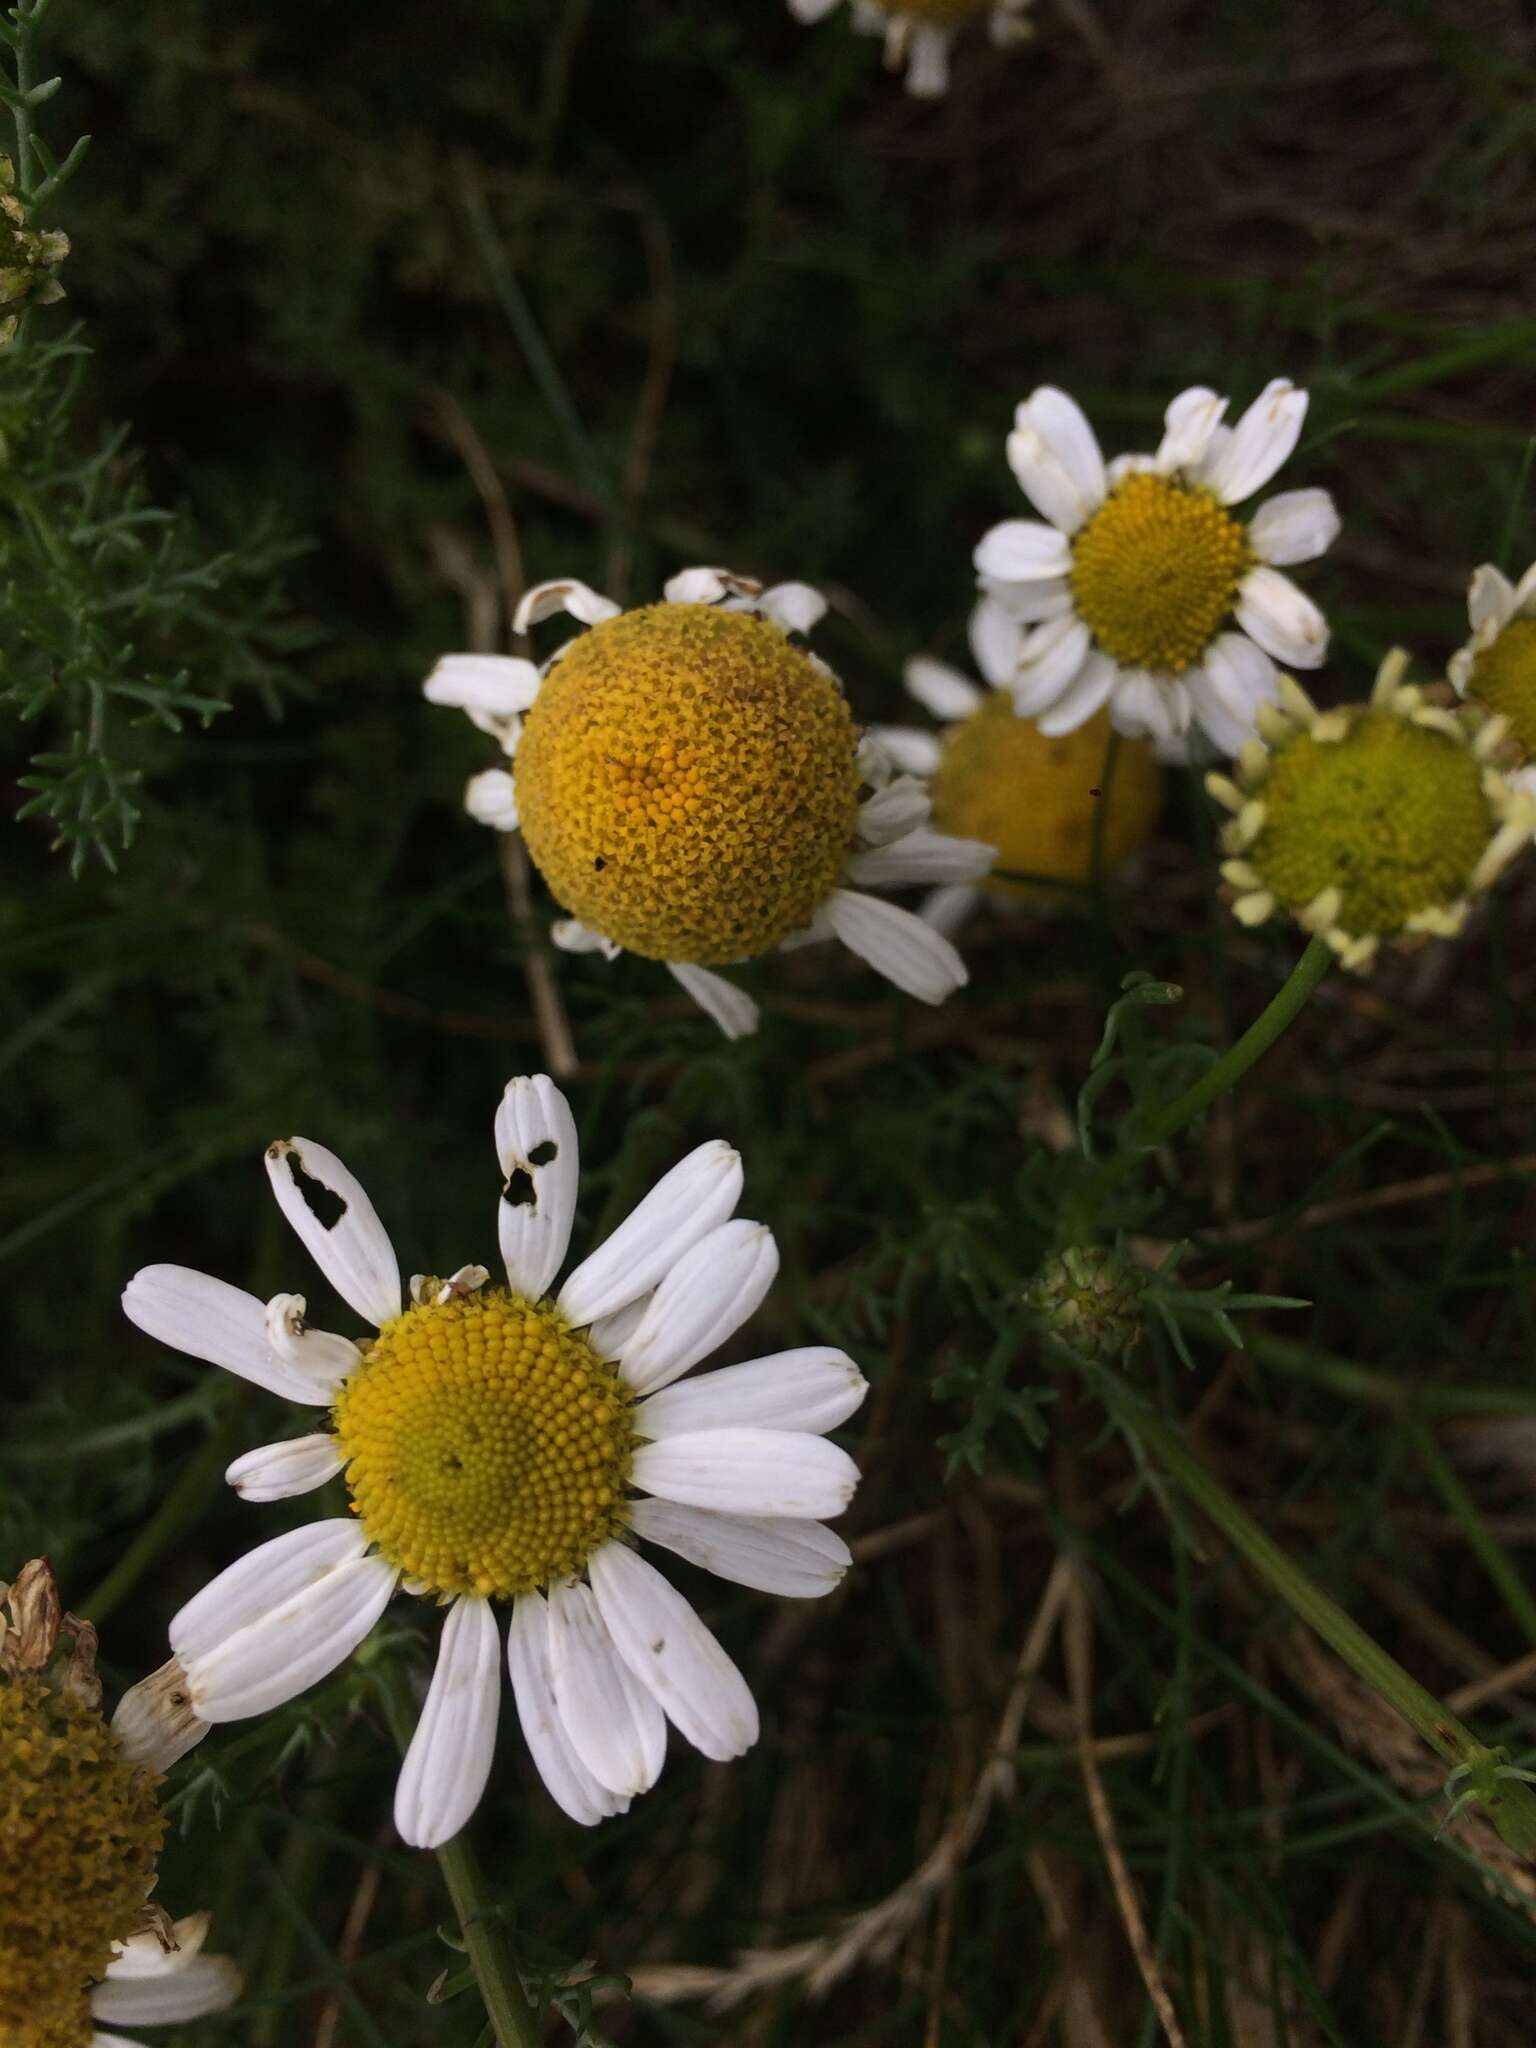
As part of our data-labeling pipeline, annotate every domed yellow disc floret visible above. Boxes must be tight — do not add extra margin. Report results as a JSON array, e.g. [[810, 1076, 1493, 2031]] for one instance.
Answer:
[[1070, 474, 1251, 674], [515, 604, 860, 965], [931, 696, 1161, 899], [1470, 617, 1536, 757], [332, 1289, 635, 1600], [0, 1674, 164, 2035], [1246, 711, 1489, 934]]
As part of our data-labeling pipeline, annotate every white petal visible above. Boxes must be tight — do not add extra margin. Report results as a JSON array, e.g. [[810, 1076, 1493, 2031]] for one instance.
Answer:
[[547, 1579, 666, 1796], [464, 768, 519, 832], [843, 827, 995, 888], [904, 24, 951, 95], [1512, 561, 1536, 615], [265, 1292, 365, 1388], [662, 565, 760, 606], [110, 1659, 206, 1773], [104, 1914, 211, 1980], [630, 1501, 851, 1599], [1111, 671, 1181, 752], [506, 1592, 627, 1826], [667, 962, 760, 1040], [856, 731, 898, 788], [1248, 488, 1340, 567], [91, 1955, 241, 2025], [264, 1138, 402, 1327], [635, 1346, 868, 1439], [616, 1219, 779, 1398], [423, 653, 542, 716], [971, 519, 1073, 586], [976, 575, 1074, 628], [1156, 386, 1228, 473], [1469, 563, 1517, 633], [1197, 378, 1307, 504], [495, 1074, 580, 1299], [865, 725, 943, 778], [170, 1520, 390, 1704], [857, 775, 932, 846], [921, 881, 980, 936], [588, 1292, 651, 1361], [1235, 565, 1329, 669], [1010, 615, 1093, 715], [558, 1140, 743, 1329], [822, 890, 966, 1004], [1185, 633, 1279, 756], [969, 594, 1026, 687], [1034, 650, 1118, 736], [904, 655, 984, 722], [789, 0, 841, 18], [121, 1266, 335, 1406], [758, 581, 827, 633], [394, 1596, 502, 1848], [587, 1543, 759, 1761], [551, 917, 621, 960], [633, 1427, 860, 1520], [513, 578, 621, 632], [226, 1434, 342, 1503], [1017, 387, 1106, 510]]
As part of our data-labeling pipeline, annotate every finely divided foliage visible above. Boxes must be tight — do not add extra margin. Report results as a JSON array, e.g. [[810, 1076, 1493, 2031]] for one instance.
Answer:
[[10, 3, 1536, 2045]]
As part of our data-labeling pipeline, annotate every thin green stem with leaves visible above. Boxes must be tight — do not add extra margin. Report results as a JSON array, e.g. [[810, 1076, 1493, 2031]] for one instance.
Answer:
[[1062, 935, 1333, 1244]]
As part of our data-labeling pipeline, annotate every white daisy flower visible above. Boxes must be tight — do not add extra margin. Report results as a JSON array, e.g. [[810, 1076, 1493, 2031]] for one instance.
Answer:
[[90, 1914, 241, 2047], [972, 380, 1341, 761], [870, 610, 1164, 935], [122, 1076, 869, 1850], [789, 0, 1036, 98], [424, 568, 994, 1038], [1450, 559, 1536, 799]]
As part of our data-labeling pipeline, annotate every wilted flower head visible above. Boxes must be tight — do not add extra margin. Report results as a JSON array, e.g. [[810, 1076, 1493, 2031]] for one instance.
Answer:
[[0, 1560, 237, 2047], [425, 569, 994, 1036], [1207, 651, 1536, 972], [0, 155, 68, 346], [1451, 560, 1536, 801]]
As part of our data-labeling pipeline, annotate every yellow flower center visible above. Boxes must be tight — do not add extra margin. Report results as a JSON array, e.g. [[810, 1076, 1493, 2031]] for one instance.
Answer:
[[332, 1288, 635, 1600], [0, 1675, 164, 2040], [1248, 711, 1491, 935], [1069, 473, 1252, 674], [931, 696, 1162, 900], [1470, 616, 1536, 758], [515, 604, 859, 965]]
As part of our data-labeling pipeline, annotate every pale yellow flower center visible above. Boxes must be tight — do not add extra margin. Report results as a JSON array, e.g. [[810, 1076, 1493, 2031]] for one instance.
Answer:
[[1470, 615, 1536, 758], [1248, 711, 1491, 935], [1070, 473, 1251, 674], [515, 604, 859, 966], [931, 696, 1161, 899], [332, 1289, 635, 1600]]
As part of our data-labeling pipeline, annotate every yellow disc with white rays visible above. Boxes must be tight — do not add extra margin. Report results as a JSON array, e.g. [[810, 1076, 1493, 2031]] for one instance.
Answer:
[[1470, 616, 1536, 758], [1247, 711, 1490, 935], [514, 604, 860, 965], [1069, 473, 1251, 674], [931, 696, 1162, 899], [332, 1289, 635, 1600], [0, 1674, 165, 2042]]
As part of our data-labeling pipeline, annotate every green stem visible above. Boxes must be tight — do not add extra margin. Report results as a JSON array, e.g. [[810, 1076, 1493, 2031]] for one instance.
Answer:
[[381, 1671, 541, 2048], [1245, 1331, 1536, 1417], [1409, 1420, 1536, 1654], [1062, 936, 1333, 1243], [1106, 1380, 1536, 1853]]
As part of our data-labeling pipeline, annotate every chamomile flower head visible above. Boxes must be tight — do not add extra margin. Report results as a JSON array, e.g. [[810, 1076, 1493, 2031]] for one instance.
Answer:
[[0, 1561, 238, 2048], [972, 380, 1341, 762], [121, 1076, 870, 1850], [788, 0, 1035, 98], [1451, 560, 1536, 800], [873, 602, 1162, 932], [1206, 651, 1536, 972], [424, 569, 995, 1038]]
